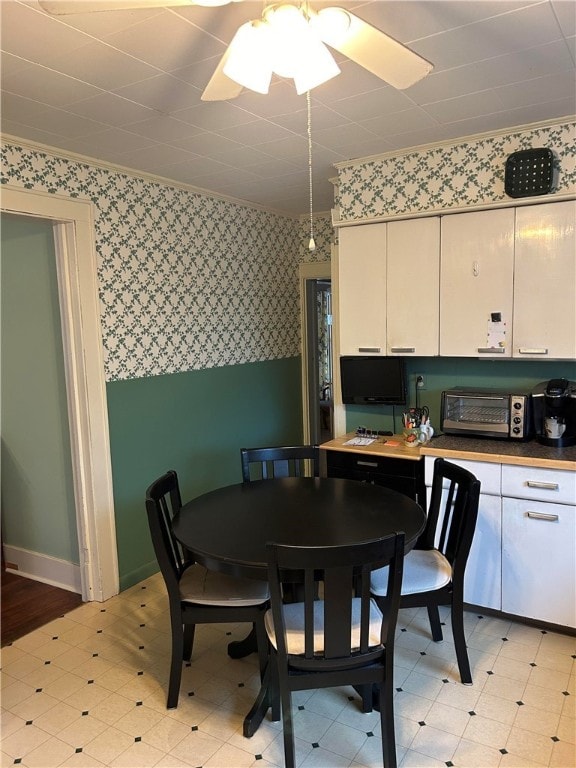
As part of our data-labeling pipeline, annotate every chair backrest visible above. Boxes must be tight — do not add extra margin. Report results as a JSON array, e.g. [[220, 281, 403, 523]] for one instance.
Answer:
[[266, 533, 405, 672], [420, 458, 481, 576], [240, 445, 320, 482], [145, 470, 188, 600]]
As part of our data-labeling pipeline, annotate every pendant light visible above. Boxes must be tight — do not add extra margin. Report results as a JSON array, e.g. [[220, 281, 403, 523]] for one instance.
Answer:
[[307, 90, 316, 253]]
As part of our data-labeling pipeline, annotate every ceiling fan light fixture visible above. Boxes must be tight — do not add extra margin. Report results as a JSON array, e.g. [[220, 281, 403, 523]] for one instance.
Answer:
[[265, 4, 310, 79], [311, 7, 351, 45], [293, 39, 340, 95], [262, 3, 340, 92], [223, 21, 273, 94]]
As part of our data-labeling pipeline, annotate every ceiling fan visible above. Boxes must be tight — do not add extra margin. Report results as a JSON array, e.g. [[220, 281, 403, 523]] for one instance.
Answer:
[[39, 0, 434, 101]]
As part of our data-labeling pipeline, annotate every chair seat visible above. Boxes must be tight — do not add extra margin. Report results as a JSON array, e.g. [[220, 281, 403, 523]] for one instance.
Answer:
[[264, 597, 384, 655], [180, 563, 269, 606], [370, 549, 452, 597]]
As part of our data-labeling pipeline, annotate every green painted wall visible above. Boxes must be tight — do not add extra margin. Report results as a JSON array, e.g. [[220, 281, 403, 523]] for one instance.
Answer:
[[106, 357, 303, 590], [1, 213, 78, 563], [345, 357, 576, 434]]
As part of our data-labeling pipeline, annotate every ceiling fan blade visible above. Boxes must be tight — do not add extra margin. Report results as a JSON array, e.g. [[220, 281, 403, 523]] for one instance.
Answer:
[[315, 8, 433, 90], [201, 47, 244, 101], [39, 0, 229, 14]]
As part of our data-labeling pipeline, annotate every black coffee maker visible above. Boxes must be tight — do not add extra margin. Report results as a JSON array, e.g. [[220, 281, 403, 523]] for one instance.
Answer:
[[532, 378, 576, 447]]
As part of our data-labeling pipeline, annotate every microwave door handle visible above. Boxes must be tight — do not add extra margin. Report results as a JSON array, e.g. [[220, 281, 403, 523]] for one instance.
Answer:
[[447, 395, 508, 401]]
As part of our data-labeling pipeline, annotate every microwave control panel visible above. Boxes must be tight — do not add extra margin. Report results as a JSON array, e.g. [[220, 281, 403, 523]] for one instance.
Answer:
[[510, 395, 527, 437]]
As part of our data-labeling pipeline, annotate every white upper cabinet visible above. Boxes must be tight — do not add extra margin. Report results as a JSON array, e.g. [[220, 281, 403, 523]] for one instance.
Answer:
[[440, 209, 515, 358], [338, 223, 387, 356], [513, 200, 576, 360], [387, 217, 440, 356]]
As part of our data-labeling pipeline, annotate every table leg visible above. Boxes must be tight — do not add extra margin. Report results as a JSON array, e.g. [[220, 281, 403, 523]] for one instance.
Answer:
[[242, 661, 280, 737], [227, 626, 257, 658]]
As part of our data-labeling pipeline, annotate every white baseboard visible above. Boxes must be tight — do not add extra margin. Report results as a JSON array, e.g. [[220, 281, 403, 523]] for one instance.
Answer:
[[2, 544, 82, 594]]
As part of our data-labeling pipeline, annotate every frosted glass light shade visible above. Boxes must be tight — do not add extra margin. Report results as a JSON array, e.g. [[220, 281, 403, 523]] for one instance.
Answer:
[[223, 21, 273, 94], [293, 39, 340, 94]]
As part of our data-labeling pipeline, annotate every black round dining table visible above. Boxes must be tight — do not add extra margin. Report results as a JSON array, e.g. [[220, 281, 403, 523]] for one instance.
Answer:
[[172, 476, 426, 581], [172, 476, 426, 736]]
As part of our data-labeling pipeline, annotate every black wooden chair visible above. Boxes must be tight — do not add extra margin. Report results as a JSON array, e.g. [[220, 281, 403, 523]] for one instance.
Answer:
[[371, 458, 481, 684], [145, 470, 270, 709], [240, 445, 320, 482], [265, 533, 405, 768]]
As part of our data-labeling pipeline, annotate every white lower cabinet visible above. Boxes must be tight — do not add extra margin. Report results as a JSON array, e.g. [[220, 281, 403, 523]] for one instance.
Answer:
[[502, 497, 576, 627], [425, 455, 576, 628]]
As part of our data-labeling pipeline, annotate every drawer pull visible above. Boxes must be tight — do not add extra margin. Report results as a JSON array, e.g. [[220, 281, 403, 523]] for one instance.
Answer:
[[477, 347, 505, 354], [390, 347, 415, 354], [527, 511, 559, 522], [357, 460, 378, 468], [358, 347, 381, 353], [518, 348, 548, 355], [526, 481, 559, 491]]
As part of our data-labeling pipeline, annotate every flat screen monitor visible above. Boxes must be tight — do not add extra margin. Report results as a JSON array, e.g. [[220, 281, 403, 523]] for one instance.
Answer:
[[340, 356, 407, 406]]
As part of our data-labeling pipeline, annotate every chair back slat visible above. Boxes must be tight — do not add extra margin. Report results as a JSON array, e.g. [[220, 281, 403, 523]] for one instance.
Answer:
[[241, 446, 320, 482], [420, 458, 481, 574]]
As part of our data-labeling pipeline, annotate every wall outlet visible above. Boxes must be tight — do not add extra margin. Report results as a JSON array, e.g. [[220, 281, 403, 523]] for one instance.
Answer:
[[416, 374, 426, 390]]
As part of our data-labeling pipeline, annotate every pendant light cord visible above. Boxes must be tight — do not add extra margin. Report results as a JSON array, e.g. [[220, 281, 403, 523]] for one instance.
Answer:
[[307, 90, 316, 252]]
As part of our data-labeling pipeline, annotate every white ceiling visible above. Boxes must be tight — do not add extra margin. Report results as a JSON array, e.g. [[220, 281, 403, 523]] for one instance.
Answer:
[[1, 0, 575, 215]]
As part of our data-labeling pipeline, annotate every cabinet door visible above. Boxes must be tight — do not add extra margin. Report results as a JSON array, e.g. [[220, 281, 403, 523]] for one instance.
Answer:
[[464, 493, 502, 610], [502, 497, 576, 627], [387, 217, 440, 356], [440, 209, 515, 357], [513, 200, 576, 360], [338, 223, 387, 355]]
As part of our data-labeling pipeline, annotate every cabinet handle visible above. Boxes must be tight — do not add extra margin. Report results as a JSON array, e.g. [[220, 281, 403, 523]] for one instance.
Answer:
[[526, 480, 559, 491], [390, 347, 415, 354], [358, 347, 381, 353], [477, 347, 505, 354], [527, 511, 559, 522], [518, 348, 548, 355], [357, 460, 378, 468]]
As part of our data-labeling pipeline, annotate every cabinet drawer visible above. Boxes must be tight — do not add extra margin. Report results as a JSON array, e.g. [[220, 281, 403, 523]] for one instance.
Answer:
[[502, 465, 576, 505], [424, 456, 500, 496], [327, 450, 420, 479]]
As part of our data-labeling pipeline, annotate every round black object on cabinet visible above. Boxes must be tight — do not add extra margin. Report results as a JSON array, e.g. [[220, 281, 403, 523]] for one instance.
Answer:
[[504, 148, 556, 198]]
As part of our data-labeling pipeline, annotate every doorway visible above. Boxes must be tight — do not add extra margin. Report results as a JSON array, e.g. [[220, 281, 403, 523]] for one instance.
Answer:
[[300, 263, 333, 445], [2, 213, 80, 589], [1, 187, 118, 602]]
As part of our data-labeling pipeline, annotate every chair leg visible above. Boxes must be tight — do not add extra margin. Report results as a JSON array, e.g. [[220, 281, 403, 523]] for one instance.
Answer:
[[451, 596, 472, 685], [254, 618, 269, 683], [183, 623, 195, 661], [167, 618, 184, 709], [280, 685, 296, 768], [359, 684, 373, 713], [268, 650, 281, 722], [378, 679, 397, 768], [427, 604, 444, 642]]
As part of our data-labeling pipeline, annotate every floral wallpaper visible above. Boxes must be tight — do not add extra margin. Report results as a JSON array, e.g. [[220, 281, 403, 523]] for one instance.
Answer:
[[337, 120, 576, 221], [1, 141, 331, 381]]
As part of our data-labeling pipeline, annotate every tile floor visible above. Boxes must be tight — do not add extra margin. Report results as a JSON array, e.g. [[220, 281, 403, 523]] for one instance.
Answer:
[[1, 573, 574, 768]]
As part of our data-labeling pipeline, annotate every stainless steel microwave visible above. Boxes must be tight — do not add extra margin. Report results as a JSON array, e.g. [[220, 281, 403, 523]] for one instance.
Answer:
[[441, 388, 532, 440]]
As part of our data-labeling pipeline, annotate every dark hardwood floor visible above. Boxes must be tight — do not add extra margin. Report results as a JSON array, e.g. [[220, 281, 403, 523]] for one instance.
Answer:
[[1, 567, 83, 646]]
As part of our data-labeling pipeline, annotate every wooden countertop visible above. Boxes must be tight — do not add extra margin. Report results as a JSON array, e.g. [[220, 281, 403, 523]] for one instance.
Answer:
[[420, 435, 576, 471], [321, 433, 576, 471], [320, 433, 423, 462]]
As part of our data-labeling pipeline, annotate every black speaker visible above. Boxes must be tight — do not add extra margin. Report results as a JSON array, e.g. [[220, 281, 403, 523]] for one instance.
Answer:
[[504, 148, 556, 198]]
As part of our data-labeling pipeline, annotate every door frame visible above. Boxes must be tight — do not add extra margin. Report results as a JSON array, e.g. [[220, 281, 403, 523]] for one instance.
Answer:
[[2, 186, 119, 602]]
